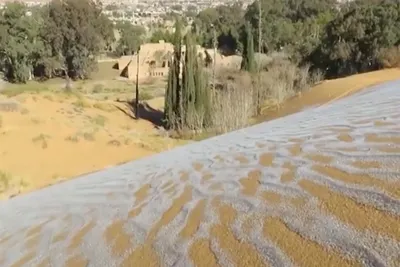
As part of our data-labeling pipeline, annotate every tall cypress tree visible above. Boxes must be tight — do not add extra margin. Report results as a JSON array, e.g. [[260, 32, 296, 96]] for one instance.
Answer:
[[164, 61, 175, 128], [164, 19, 182, 129], [165, 21, 212, 131], [241, 22, 256, 73], [182, 32, 197, 127], [195, 56, 211, 128]]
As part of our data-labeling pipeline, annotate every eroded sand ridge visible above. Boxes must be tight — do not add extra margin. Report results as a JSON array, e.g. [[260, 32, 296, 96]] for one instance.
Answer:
[[0, 81, 400, 266]]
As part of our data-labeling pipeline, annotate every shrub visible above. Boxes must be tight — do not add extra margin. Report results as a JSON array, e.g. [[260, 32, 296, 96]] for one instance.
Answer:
[[91, 114, 107, 126], [92, 84, 105, 93], [107, 139, 121, 146], [83, 132, 95, 141], [261, 58, 314, 107], [93, 102, 115, 112], [20, 108, 29, 115], [43, 94, 54, 101], [212, 70, 255, 133], [378, 46, 400, 69], [0, 171, 11, 193], [65, 134, 80, 142], [139, 91, 153, 101], [32, 134, 50, 149], [72, 99, 92, 108], [210, 56, 314, 132]]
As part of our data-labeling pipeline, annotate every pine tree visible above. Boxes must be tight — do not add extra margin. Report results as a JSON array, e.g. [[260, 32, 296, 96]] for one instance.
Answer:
[[241, 22, 256, 73]]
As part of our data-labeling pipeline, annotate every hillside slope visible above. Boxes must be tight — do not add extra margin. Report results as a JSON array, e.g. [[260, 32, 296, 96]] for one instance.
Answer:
[[1, 68, 400, 201], [0, 79, 400, 267]]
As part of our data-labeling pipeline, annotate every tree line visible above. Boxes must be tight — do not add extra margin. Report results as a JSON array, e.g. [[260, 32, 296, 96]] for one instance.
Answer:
[[0, 0, 191, 84], [0, 0, 115, 83], [193, 0, 400, 78], [164, 0, 400, 133], [1, 0, 400, 84]]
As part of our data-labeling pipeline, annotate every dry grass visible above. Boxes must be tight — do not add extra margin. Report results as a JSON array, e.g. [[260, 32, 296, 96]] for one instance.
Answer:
[[0, 170, 11, 193], [91, 114, 108, 126], [73, 98, 92, 109], [93, 102, 115, 112], [107, 139, 122, 146], [83, 132, 96, 141], [20, 108, 29, 115], [212, 70, 255, 133], [378, 46, 400, 68], [0, 83, 50, 97], [210, 57, 318, 133], [65, 134, 80, 143]]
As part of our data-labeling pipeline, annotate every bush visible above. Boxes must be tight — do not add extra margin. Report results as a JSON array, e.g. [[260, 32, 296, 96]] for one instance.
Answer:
[[92, 84, 105, 93], [378, 46, 400, 69], [139, 91, 153, 101], [91, 114, 107, 126], [212, 70, 255, 133], [0, 171, 11, 193], [209, 57, 315, 133], [72, 98, 92, 108], [261, 58, 315, 105]]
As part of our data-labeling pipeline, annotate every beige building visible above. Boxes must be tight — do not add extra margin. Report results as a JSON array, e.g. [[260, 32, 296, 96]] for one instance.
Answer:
[[117, 40, 173, 80], [117, 40, 242, 81]]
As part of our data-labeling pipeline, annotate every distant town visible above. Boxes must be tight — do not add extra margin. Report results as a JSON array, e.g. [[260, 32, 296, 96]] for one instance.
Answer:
[[0, 0, 253, 29]]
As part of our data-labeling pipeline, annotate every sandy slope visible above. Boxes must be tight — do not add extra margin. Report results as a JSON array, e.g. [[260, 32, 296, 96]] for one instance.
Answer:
[[0, 77, 399, 266], [0, 94, 184, 199], [257, 68, 400, 122]]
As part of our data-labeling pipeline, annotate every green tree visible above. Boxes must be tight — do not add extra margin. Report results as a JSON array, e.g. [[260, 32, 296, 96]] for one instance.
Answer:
[[192, 3, 244, 54], [41, 0, 114, 80], [244, 0, 337, 58], [149, 29, 174, 43], [181, 32, 211, 130], [171, 5, 182, 12], [105, 4, 118, 11], [164, 19, 183, 129], [182, 33, 196, 126], [0, 3, 40, 82], [165, 21, 211, 131], [241, 23, 256, 72], [308, 1, 400, 78], [115, 22, 145, 56]]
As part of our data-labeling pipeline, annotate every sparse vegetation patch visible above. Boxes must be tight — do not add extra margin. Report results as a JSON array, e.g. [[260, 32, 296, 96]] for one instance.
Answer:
[[32, 134, 51, 149], [91, 114, 108, 126], [0, 171, 11, 193]]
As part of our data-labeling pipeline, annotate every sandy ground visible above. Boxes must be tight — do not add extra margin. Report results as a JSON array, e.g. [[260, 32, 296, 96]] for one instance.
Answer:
[[0, 76, 399, 267], [0, 93, 184, 199], [1, 68, 400, 200]]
